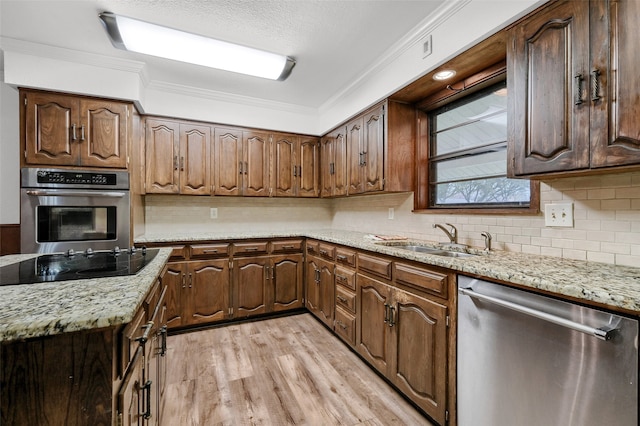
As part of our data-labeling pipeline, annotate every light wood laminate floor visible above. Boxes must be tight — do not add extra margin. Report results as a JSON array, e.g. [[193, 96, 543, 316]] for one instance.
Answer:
[[163, 313, 434, 425]]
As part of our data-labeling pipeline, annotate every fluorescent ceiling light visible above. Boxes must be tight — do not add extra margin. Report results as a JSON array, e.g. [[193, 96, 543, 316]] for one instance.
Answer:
[[433, 70, 456, 81], [99, 11, 295, 81]]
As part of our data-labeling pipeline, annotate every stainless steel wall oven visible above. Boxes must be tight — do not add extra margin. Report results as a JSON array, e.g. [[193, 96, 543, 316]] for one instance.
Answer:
[[21, 168, 130, 254]]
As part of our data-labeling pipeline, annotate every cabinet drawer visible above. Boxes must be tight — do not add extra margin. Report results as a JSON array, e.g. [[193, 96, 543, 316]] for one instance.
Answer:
[[394, 262, 449, 299], [306, 240, 319, 255], [233, 241, 269, 255], [335, 247, 357, 268], [120, 306, 146, 377], [271, 239, 303, 253], [318, 243, 336, 260], [191, 243, 230, 258], [334, 307, 356, 346], [168, 245, 187, 260], [336, 285, 356, 314], [335, 266, 356, 291], [358, 253, 392, 281]]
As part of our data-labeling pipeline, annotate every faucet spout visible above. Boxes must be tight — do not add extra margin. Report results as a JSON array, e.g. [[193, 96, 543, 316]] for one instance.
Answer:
[[433, 223, 458, 244]]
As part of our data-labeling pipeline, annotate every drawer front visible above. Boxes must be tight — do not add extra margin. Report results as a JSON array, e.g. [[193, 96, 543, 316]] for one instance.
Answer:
[[334, 307, 356, 346], [271, 239, 304, 253], [168, 245, 187, 261], [306, 240, 319, 255], [120, 306, 146, 376], [394, 262, 449, 299], [358, 253, 392, 281], [336, 285, 356, 314], [335, 247, 357, 268], [191, 243, 230, 258], [335, 266, 356, 291], [318, 243, 336, 261], [233, 241, 269, 256]]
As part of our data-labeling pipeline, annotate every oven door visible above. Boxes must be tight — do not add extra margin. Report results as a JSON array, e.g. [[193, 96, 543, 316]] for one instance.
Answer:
[[21, 188, 130, 254]]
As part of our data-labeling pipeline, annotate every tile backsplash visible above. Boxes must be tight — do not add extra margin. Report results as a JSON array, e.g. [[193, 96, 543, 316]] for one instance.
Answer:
[[145, 171, 640, 267]]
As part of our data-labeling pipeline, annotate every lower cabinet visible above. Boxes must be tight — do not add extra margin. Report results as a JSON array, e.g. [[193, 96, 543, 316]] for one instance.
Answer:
[[305, 254, 335, 328]]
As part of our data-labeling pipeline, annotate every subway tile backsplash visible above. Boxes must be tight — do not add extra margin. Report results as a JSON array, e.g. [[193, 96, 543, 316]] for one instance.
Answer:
[[145, 171, 640, 267]]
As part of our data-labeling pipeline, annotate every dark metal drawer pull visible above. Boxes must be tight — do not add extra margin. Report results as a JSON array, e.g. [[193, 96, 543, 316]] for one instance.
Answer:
[[337, 295, 348, 303]]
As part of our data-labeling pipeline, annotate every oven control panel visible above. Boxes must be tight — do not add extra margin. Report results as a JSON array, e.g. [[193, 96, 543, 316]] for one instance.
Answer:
[[36, 170, 117, 185], [21, 168, 129, 190]]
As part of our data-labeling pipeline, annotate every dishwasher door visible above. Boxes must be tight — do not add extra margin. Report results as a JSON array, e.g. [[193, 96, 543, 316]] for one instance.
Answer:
[[457, 275, 638, 426]]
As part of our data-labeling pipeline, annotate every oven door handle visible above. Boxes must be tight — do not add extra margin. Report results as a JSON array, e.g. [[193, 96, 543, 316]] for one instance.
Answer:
[[25, 190, 127, 198]]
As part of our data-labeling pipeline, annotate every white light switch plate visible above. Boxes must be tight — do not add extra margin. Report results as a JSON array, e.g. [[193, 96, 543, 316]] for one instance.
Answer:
[[210, 208, 218, 219], [388, 208, 394, 220], [544, 203, 573, 227]]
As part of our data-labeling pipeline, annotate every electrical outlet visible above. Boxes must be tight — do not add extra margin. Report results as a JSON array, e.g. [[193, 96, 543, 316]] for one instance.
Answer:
[[544, 203, 573, 227], [388, 208, 395, 220], [210, 208, 218, 219]]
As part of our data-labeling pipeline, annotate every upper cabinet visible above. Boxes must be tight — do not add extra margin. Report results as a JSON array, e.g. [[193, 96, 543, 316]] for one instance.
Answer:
[[273, 133, 320, 197], [22, 90, 131, 169], [322, 100, 414, 197], [145, 118, 211, 194], [508, 0, 640, 177]]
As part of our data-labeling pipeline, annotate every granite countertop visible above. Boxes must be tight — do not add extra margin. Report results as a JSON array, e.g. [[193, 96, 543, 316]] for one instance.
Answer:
[[138, 229, 640, 316], [0, 248, 172, 342]]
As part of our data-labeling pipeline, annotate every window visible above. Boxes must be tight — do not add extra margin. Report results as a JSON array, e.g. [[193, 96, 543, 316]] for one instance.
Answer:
[[423, 80, 536, 211]]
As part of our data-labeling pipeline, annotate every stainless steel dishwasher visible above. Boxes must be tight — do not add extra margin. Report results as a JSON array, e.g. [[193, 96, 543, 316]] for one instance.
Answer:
[[457, 275, 638, 426]]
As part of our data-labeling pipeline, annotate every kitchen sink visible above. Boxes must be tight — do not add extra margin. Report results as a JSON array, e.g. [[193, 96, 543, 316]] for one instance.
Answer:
[[379, 243, 477, 258]]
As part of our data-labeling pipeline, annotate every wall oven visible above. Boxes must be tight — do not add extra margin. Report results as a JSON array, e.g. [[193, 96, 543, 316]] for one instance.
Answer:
[[21, 168, 130, 254]]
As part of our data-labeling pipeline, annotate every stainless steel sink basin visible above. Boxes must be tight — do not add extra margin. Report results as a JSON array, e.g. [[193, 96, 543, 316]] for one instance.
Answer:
[[390, 244, 476, 258]]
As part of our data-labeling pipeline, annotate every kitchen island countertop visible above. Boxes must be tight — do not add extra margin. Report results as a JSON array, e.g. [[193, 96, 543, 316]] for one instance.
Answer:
[[0, 248, 172, 342], [137, 229, 640, 316]]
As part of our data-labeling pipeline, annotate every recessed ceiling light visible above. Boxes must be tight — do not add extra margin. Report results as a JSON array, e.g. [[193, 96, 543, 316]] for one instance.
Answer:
[[433, 70, 456, 81], [98, 12, 295, 81]]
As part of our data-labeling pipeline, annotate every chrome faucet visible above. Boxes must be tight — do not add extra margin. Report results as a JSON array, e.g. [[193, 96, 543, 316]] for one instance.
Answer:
[[481, 231, 492, 251], [433, 223, 458, 244]]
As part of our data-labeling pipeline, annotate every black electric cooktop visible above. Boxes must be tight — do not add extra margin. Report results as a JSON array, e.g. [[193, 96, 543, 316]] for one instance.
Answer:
[[0, 248, 159, 286]]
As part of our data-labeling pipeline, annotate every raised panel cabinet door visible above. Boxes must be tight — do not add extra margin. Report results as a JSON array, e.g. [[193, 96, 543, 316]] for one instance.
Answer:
[[163, 263, 185, 329], [357, 273, 392, 375], [333, 130, 348, 196], [233, 256, 268, 318], [347, 117, 364, 194], [179, 123, 211, 195], [186, 259, 230, 325], [390, 288, 448, 425], [24, 91, 78, 166], [118, 346, 144, 426], [317, 257, 335, 328], [273, 133, 297, 197], [305, 257, 321, 317], [272, 254, 304, 312], [590, 0, 640, 167], [320, 135, 335, 197], [79, 99, 129, 168], [508, 0, 590, 176], [145, 119, 180, 193], [243, 131, 271, 196], [298, 137, 320, 197], [213, 127, 243, 196], [362, 104, 385, 193]]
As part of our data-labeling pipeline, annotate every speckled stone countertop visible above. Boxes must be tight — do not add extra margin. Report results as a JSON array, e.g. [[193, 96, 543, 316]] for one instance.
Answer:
[[0, 248, 172, 342], [138, 229, 640, 315]]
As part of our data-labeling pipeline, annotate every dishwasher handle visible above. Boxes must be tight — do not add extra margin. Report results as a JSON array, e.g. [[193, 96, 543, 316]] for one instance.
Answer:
[[459, 286, 617, 341]]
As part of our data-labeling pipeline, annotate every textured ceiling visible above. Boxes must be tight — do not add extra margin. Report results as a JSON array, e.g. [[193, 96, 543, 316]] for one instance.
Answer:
[[0, 0, 446, 108]]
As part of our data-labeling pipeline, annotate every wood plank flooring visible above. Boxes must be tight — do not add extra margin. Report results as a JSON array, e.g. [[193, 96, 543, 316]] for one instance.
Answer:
[[162, 313, 434, 425]]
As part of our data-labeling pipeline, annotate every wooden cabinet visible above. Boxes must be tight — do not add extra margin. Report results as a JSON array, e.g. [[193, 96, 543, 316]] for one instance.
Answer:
[[22, 90, 131, 168], [305, 254, 335, 328], [145, 118, 211, 194], [233, 256, 269, 317], [322, 100, 414, 197], [508, 0, 640, 177], [273, 133, 320, 197], [272, 254, 304, 312]]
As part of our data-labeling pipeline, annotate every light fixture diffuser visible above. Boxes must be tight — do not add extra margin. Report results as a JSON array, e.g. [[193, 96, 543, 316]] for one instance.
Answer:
[[99, 12, 295, 81]]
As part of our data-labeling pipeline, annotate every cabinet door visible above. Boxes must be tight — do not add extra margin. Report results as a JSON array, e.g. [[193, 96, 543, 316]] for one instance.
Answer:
[[24, 91, 78, 166], [317, 257, 335, 328], [272, 254, 304, 312], [390, 288, 448, 425], [333, 130, 348, 197], [163, 263, 185, 329], [508, 0, 590, 175], [79, 99, 128, 168], [362, 104, 384, 193], [233, 256, 268, 317], [273, 133, 297, 197], [243, 131, 271, 197], [320, 135, 335, 197], [590, 0, 640, 167], [213, 127, 243, 196], [186, 259, 230, 325], [179, 123, 211, 195], [118, 346, 144, 426], [305, 256, 322, 317], [357, 273, 392, 375], [298, 137, 320, 197], [347, 117, 364, 194], [145, 119, 180, 193]]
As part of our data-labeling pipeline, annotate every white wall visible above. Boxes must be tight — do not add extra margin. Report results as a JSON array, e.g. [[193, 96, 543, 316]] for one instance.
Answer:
[[0, 77, 19, 223]]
